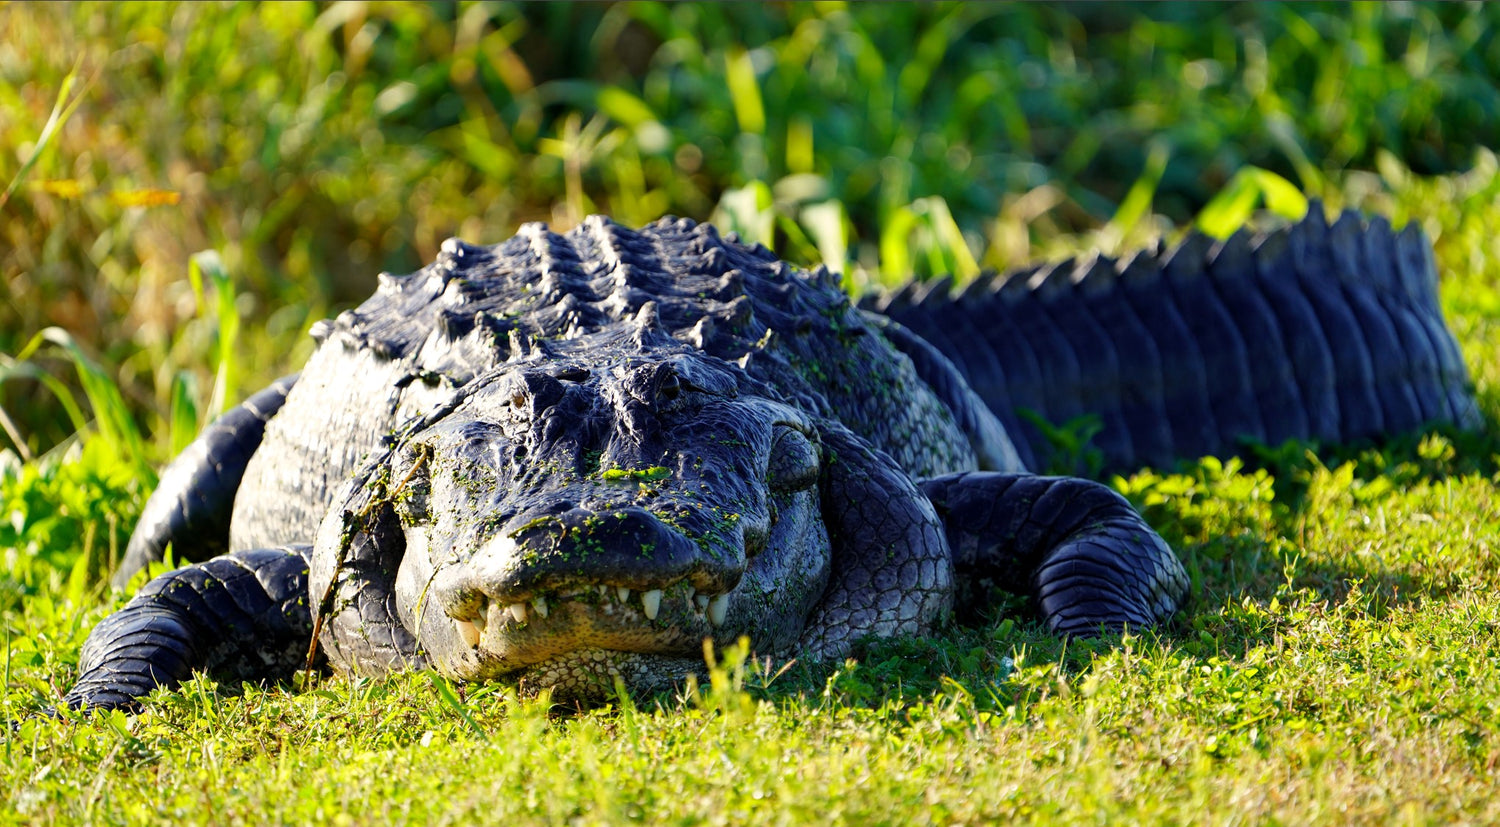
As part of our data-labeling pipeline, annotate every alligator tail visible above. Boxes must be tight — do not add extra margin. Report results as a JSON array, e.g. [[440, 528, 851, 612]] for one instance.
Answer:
[[873, 205, 1480, 473]]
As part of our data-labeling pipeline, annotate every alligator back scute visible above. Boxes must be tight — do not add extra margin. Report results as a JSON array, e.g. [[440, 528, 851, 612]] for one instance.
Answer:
[[1359, 216, 1449, 424], [1288, 209, 1389, 439], [1008, 265, 1091, 456], [1393, 221, 1479, 428], [1205, 229, 1310, 447], [1163, 232, 1267, 452], [876, 206, 1479, 472], [1036, 258, 1134, 466], [942, 282, 1022, 461], [967, 272, 1046, 471], [1242, 228, 1342, 443], [1080, 256, 1174, 469], [1117, 254, 1219, 466], [1328, 212, 1425, 433]]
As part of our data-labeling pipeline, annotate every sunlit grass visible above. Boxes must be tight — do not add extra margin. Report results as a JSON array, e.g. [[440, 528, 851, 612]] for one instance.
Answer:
[[3, 2, 1500, 823]]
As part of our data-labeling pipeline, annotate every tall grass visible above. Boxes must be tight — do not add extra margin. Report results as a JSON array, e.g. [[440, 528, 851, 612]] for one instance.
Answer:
[[3, 2, 1499, 461]]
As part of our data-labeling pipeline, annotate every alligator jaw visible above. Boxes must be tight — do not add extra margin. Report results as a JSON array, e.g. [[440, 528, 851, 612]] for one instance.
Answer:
[[448, 579, 736, 654], [397, 517, 743, 680]]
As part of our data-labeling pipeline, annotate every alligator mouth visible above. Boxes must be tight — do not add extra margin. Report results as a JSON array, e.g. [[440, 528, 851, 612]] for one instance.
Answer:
[[399, 522, 743, 677], [451, 579, 733, 646], [449, 576, 734, 670]]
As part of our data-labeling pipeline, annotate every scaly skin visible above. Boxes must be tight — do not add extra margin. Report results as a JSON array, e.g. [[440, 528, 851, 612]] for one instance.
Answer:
[[876, 204, 1478, 472], [64, 208, 1472, 710]]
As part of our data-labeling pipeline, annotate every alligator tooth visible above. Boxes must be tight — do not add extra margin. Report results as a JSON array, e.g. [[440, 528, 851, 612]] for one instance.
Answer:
[[641, 589, 662, 620], [507, 602, 528, 623], [707, 594, 729, 627], [616, 586, 630, 603], [695, 594, 710, 612], [685, 585, 696, 602], [455, 619, 480, 647], [597, 585, 608, 597], [532, 596, 549, 619], [472, 608, 487, 635]]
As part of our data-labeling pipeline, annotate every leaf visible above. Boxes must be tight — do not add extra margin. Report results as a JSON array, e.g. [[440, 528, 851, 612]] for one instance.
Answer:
[[1195, 169, 1263, 240], [108, 189, 181, 208], [168, 372, 200, 456], [596, 88, 669, 154], [920, 196, 980, 280], [725, 46, 765, 136], [1249, 168, 1308, 221], [713, 181, 775, 249], [800, 199, 849, 280], [596, 87, 656, 129], [191, 251, 238, 419], [1196, 166, 1310, 239], [879, 204, 919, 284], [1108, 140, 1171, 241], [0, 358, 89, 439], [19, 329, 152, 481]]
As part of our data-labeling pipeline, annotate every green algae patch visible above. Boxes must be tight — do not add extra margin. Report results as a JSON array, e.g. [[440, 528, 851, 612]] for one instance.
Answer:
[[601, 466, 672, 483]]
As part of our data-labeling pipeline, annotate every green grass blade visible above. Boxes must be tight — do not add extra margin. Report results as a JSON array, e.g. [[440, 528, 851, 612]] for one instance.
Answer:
[[922, 196, 980, 281], [0, 353, 92, 439], [725, 46, 765, 136], [190, 251, 239, 420], [168, 371, 200, 456], [1250, 167, 1309, 221], [23, 329, 152, 481], [713, 181, 775, 249], [425, 671, 489, 741], [0, 57, 88, 211], [800, 199, 849, 280], [1108, 140, 1171, 244], [879, 204, 919, 285]]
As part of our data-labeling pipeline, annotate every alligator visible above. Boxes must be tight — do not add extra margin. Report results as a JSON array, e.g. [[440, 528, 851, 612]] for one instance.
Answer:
[[62, 206, 1478, 710]]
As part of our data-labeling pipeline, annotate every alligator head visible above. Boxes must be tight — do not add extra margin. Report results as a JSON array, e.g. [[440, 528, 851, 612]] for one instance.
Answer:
[[311, 323, 835, 701]]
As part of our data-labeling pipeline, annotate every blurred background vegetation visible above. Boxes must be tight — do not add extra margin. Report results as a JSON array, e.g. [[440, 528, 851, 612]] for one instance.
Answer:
[[7, 10, 1500, 805], [2, 2, 1499, 585]]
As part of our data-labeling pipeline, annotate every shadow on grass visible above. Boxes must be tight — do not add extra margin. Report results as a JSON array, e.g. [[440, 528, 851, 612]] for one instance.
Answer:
[[771, 413, 1500, 713]]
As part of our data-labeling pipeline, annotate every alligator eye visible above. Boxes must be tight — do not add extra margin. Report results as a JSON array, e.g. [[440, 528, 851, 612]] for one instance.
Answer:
[[767, 427, 819, 493], [657, 372, 681, 402]]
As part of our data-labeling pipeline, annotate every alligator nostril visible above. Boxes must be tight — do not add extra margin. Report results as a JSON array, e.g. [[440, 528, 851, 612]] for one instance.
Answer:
[[462, 505, 744, 601], [431, 563, 487, 622], [741, 512, 770, 558]]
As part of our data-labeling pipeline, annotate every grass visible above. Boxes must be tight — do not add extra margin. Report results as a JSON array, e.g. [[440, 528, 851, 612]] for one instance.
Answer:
[[4, 2, 1500, 824]]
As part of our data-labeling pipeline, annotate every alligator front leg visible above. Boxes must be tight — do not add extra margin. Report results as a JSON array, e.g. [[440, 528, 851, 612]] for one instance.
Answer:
[[919, 472, 1187, 636], [797, 424, 954, 659], [64, 545, 315, 711], [114, 375, 298, 587]]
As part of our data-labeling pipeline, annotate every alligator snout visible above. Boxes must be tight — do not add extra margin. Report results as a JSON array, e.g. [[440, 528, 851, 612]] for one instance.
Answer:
[[430, 505, 745, 632]]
